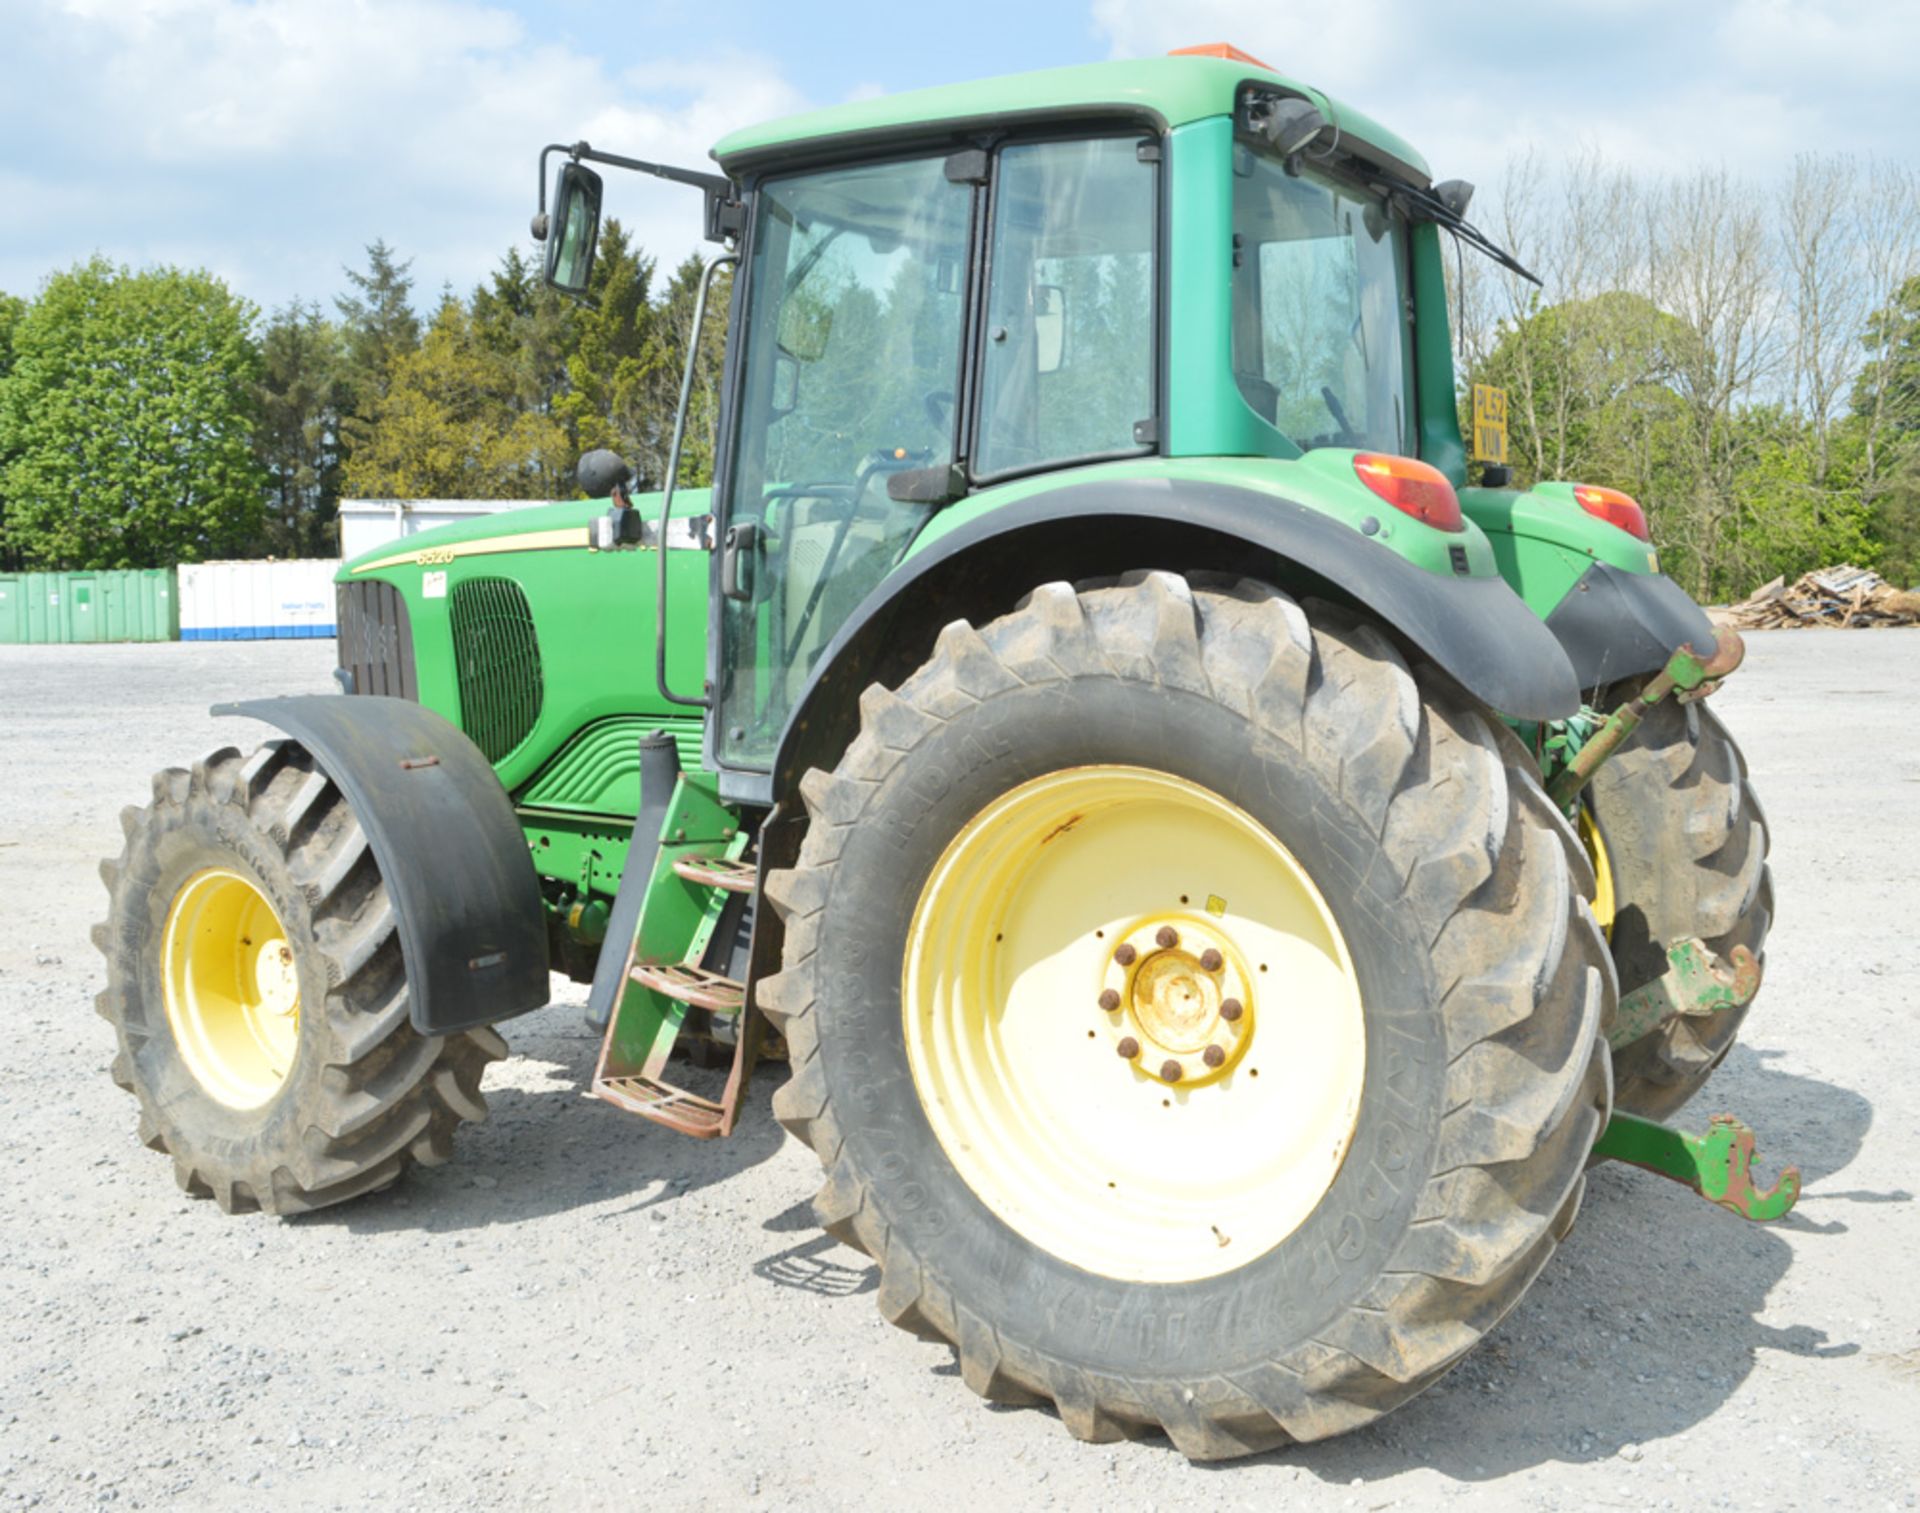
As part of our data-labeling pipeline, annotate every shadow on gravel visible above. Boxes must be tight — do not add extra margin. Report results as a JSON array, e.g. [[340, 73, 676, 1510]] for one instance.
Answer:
[[1197, 1041, 1886, 1485], [302, 1018, 788, 1238]]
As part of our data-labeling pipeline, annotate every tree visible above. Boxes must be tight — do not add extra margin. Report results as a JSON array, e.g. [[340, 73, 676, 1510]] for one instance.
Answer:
[[0, 258, 265, 569], [254, 301, 348, 556], [335, 239, 421, 451], [1850, 275, 1920, 585], [0, 291, 25, 565], [341, 292, 569, 500]]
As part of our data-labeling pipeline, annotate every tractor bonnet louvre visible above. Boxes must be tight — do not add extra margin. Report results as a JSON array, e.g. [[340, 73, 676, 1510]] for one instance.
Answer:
[[450, 576, 544, 763]]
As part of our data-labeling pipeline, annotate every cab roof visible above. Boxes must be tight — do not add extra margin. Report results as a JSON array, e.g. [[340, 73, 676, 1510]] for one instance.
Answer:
[[709, 52, 1430, 184]]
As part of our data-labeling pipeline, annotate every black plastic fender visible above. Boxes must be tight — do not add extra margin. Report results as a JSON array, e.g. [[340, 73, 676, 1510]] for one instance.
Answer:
[[772, 476, 1582, 796], [1542, 560, 1721, 693], [214, 695, 549, 1035]]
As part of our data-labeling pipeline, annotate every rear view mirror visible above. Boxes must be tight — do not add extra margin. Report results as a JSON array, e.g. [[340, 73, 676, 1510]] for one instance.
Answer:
[[777, 293, 833, 363], [770, 353, 800, 418], [544, 162, 604, 297], [1035, 283, 1067, 375]]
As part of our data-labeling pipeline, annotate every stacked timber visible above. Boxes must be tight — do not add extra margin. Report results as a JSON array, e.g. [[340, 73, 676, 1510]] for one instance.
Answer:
[[1710, 564, 1920, 629]]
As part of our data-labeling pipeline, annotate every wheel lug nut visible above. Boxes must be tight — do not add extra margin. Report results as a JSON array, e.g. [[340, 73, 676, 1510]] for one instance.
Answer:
[[1220, 997, 1244, 1022], [1113, 943, 1137, 966], [1098, 988, 1121, 1011], [1202, 1044, 1226, 1068], [1199, 948, 1223, 972], [1155, 926, 1179, 949], [1116, 1037, 1140, 1060], [1160, 1059, 1184, 1083]]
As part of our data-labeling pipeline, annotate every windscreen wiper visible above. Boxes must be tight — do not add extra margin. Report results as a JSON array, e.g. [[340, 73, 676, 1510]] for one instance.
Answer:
[[1388, 182, 1542, 287]]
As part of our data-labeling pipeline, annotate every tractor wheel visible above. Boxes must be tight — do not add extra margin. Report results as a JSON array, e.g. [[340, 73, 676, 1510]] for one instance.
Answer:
[[94, 741, 506, 1214], [1586, 694, 1772, 1120], [759, 572, 1613, 1459]]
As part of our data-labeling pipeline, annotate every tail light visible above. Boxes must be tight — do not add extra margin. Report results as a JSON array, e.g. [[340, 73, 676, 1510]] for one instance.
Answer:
[[1572, 484, 1650, 542], [1352, 453, 1465, 533]]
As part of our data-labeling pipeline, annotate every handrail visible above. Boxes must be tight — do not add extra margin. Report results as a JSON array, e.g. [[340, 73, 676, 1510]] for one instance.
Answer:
[[655, 251, 738, 708]]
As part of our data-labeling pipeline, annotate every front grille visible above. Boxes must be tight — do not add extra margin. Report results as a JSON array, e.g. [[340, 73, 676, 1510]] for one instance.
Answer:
[[450, 577, 544, 763], [336, 579, 418, 699]]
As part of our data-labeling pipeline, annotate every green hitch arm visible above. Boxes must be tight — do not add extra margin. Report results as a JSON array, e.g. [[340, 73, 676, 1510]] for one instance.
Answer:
[[1592, 1110, 1802, 1223], [1608, 936, 1763, 1050], [1546, 630, 1746, 810]]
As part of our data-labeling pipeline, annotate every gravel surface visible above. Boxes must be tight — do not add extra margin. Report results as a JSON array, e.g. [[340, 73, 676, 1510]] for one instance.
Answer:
[[2, 632, 1917, 1510]]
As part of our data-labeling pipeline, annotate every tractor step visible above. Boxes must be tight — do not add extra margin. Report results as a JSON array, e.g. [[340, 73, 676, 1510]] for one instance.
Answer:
[[592, 1070, 728, 1138], [629, 962, 746, 1013], [671, 855, 757, 893]]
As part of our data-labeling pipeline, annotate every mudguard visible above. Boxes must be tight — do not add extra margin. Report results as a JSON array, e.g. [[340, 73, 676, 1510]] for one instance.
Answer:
[[773, 476, 1582, 794], [214, 695, 549, 1035], [1543, 561, 1721, 693]]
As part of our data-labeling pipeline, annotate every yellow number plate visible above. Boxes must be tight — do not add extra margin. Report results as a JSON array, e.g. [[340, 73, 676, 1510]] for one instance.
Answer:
[[1472, 383, 1509, 465]]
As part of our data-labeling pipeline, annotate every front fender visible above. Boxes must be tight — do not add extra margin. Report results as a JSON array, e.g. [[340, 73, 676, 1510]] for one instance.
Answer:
[[214, 695, 548, 1035], [772, 476, 1581, 795]]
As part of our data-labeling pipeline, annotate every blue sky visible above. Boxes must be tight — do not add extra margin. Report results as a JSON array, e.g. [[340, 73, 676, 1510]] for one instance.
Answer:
[[2, 0, 1915, 316]]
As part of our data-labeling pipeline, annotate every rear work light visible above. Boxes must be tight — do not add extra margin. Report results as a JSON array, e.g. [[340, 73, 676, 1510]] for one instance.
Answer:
[[1572, 484, 1651, 542], [1352, 453, 1465, 533]]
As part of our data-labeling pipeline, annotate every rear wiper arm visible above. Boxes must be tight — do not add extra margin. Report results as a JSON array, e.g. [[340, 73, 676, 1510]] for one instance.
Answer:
[[1390, 185, 1542, 287]]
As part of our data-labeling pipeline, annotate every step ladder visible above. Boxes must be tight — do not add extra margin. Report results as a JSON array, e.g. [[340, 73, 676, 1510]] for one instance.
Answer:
[[590, 773, 761, 1139]]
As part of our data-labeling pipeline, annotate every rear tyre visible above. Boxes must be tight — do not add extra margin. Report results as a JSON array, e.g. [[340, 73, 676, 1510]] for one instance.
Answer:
[[1587, 696, 1773, 1119], [760, 573, 1613, 1459], [95, 742, 506, 1214]]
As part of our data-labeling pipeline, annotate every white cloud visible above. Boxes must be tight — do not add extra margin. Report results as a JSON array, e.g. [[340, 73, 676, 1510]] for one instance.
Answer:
[[1, 0, 810, 309], [1088, 0, 1918, 191]]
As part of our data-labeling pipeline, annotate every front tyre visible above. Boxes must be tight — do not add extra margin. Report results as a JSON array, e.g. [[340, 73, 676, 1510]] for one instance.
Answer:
[[761, 573, 1613, 1459], [95, 742, 506, 1214]]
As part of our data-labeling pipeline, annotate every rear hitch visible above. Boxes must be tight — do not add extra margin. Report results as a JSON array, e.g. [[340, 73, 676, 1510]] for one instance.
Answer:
[[1608, 936, 1763, 1050], [1546, 630, 1746, 809], [1592, 1110, 1802, 1223]]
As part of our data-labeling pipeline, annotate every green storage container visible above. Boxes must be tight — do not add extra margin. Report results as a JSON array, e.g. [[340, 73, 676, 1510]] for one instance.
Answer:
[[0, 569, 179, 643]]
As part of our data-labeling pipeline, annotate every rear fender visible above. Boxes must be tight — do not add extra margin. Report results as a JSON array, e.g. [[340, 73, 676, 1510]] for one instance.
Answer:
[[215, 695, 549, 1035], [771, 476, 1581, 797]]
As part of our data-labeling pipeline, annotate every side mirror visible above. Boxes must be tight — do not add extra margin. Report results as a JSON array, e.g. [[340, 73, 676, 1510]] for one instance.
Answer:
[[1034, 284, 1067, 376], [577, 447, 634, 501], [544, 162, 604, 297], [776, 296, 832, 363]]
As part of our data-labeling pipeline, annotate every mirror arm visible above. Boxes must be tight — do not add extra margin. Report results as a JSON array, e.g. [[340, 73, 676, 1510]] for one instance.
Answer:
[[536, 141, 743, 246]]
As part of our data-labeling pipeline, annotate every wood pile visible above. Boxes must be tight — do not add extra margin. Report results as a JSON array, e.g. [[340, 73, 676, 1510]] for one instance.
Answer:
[[1710, 565, 1920, 629]]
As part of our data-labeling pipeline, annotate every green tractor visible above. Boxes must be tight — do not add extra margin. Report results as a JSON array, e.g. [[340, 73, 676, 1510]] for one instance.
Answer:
[[98, 44, 1789, 1459]]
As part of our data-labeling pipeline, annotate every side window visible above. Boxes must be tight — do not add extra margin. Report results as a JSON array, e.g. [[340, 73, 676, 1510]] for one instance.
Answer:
[[973, 138, 1155, 479]]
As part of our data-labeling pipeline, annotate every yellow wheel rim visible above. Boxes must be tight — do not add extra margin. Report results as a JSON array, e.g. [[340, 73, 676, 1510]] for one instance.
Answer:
[[1578, 807, 1616, 939], [161, 868, 301, 1109], [903, 766, 1366, 1284]]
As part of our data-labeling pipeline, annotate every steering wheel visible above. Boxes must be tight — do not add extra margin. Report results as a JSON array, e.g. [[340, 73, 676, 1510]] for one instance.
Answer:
[[924, 389, 955, 431]]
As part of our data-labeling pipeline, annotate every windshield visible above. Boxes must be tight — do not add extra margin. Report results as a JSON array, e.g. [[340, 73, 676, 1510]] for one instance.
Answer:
[[1231, 150, 1414, 455], [716, 155, 972, 768]]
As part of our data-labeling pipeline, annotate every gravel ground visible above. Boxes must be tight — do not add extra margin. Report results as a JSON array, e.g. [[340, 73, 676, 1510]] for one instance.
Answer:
[[2, 632, 1917, 1510]]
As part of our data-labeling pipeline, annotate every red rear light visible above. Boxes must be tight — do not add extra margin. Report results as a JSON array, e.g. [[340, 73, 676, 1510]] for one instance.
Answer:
[[1572, 485, 1650, 542], [1352, 453, 1464, 533]]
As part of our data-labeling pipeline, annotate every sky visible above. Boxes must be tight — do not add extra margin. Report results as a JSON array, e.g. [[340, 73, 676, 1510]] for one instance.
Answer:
[[2, 0, 1915, 317]]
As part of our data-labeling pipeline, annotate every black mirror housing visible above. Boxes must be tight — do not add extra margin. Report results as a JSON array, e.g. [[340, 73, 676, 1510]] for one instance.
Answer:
[[544, 162, 604, 297], [577, 447, 635, 500]]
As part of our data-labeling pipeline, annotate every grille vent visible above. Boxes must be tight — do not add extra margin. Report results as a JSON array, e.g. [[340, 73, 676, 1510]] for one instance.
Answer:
[[336, 579, 418, 700], [450, 577, 544, 762]]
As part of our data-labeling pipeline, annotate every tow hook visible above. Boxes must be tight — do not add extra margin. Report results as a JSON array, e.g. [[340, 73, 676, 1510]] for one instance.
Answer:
[[1592, 1110, 1802, 1223], [1608, 937, 1763, 1050]]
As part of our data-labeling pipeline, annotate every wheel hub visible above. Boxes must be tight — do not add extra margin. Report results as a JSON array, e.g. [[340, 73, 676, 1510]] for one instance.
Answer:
[[160, 868, 301, 1110], [1101, 917, 1252, 1081]]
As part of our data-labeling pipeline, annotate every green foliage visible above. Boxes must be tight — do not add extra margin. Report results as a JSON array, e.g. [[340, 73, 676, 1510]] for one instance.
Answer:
[[342, 293, 571, 500], [1465, 283, 1916, 599], [255, 301, 348, 557], [0, 258, 266, 569]]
